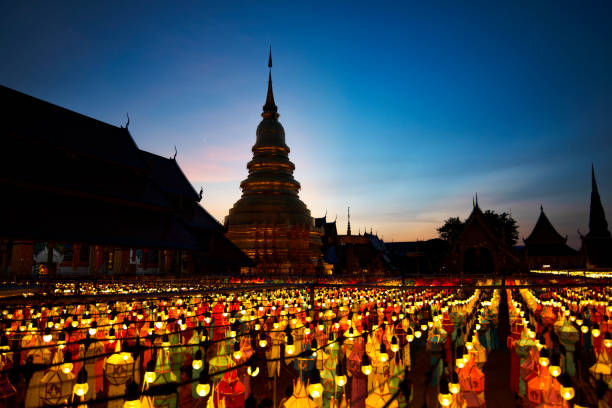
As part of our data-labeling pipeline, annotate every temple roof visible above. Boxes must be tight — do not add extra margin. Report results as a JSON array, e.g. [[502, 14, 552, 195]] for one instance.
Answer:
[[139, 150, 200, 201], [0, 85, 252, 266], [2, 85, 145, 171], [524, 207, 567, 246]]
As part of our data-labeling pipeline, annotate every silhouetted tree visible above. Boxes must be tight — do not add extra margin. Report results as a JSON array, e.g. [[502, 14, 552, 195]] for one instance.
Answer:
[[482, 210, 519, 246], [437, 217, 464, 244]]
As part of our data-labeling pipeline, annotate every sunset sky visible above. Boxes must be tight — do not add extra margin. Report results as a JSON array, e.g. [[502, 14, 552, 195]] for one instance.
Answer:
[[2, 1, 611, 248]]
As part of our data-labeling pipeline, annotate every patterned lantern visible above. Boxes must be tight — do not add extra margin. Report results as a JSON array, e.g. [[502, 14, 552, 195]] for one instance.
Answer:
[[215, 369, 245, 408], [365, 380, 398, 408], [210, 342, 234, 383], [558, 319, 579, 377], [104, 342, 134, 386], [40, 361, 75, 406], [282, 379, 318, 408]]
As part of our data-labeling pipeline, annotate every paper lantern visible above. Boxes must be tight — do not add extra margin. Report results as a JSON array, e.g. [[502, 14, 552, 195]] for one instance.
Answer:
[[40, 365, 74, 406], [105, 343, 134, 386], [365, 379, 398, 408], [215, 369, 245, 408]]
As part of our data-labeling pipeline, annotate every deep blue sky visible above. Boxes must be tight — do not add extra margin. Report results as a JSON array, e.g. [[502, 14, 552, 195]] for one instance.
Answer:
[[2, 1, 611, 247]]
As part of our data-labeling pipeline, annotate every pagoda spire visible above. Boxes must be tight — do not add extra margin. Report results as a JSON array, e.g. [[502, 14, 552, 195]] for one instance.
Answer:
[[262, 46, 278, 118], [588, 164, 610, 238], [347, 206, 351, 236]]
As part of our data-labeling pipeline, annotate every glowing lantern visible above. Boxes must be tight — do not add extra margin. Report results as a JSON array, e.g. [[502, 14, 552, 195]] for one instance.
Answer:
[[307, 368, 323, 399], [73, 366, 89, 397], [604, 331, 612, 349], [286, 332, 295, 356], [196, 370, 211, 397], [144, 357, 156, 384], [40, 354, 74, 406], [361, 353, 372, 376], [104, 342, 134, 386], [437, 379, 452, 407], [192, 349, 203, 370]]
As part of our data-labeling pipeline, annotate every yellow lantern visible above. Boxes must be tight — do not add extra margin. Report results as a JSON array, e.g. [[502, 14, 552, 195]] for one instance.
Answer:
[[560, 386, 574, 401], [196, 371, 211, 397], [438, 379, 452, 407], [549, 365, 561, 377], [390, 336, 399, 353], [192, 350, 203, 370], [308, 368, 323, 399], [361, 353, 372, 376], [73, 367, 89, 397], [144, 358, 156, 384], [286, 344, 295, 355], [379, 343, 389, 363], [247, 365, 259, 377]]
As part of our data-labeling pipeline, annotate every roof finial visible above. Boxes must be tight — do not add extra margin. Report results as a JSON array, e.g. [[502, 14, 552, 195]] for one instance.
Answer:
[[262, 46, 278, 118], [198, 186, 203, 202], [588, 163, 610, 238], [475, 192, 479, 208], [125, 113, 130, 129], [540, 205, 543, 213], [268, 45, 272, 69], [347, 206, 351, 236], [172, 146, 177, 160]]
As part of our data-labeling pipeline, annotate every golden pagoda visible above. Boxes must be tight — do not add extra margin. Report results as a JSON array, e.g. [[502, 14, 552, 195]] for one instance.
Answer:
[[224, 51, 322, 275]]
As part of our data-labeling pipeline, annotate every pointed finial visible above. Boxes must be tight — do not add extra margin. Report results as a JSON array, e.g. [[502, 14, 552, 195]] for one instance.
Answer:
[[475, 193, 479, 208], [347, 206, 351, 236], [592, 163, 599, 193], [125, 113, 130, 129], [540, 205, 543, 212], [172, 146, 177, 160], [262, 47, 278, 118], [268, 45, 272, 68]]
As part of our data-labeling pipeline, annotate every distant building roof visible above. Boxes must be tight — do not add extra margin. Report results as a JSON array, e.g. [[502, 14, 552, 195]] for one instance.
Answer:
[[524, 207, 567, 246]]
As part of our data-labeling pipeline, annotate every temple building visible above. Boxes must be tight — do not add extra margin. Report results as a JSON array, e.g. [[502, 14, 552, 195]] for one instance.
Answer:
[[224, 54, 322, 275], [580, 165, 612, 269], [0, 85, 251, 278], [523, 206, 580, 270], [444, 198, 521, 275], [315, 209, 392, 276]]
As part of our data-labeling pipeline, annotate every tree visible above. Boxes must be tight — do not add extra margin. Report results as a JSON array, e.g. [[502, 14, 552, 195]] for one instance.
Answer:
[[437, 210, 519, 247], [437, 217, 464, 244], [482, 210, 519, 247]]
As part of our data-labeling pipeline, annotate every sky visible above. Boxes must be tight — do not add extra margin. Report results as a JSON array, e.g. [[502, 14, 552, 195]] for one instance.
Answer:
[[2, 1, 611, 248]]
